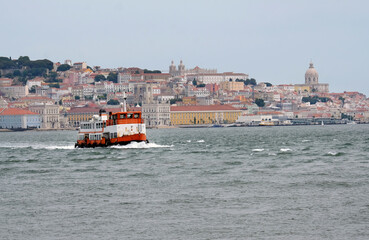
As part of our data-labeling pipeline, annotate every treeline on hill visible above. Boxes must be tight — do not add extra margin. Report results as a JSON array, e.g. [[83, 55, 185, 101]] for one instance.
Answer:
[[235, 78, 257, 86], [0, 56, 53, 70], [94, 72, 118, 83], [0, 56, 55, 84], [302, 96, 331, 104]]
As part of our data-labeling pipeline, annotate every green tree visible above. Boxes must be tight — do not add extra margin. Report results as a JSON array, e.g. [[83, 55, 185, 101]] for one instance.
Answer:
[[95, 74, 106, 82], [5, 73, 13, 78], [107, 72, 118, 83], [57, 64, 71, 72], [244, 78, 257, 86], [192, 79, 197, 86], [29, 86, 37, 93], [143, 69, 162, 73], [107, 99, 120, 105], [170, 98, 183, 104], [75, 96, 80, 100], [17, 56, 30, 67], [0, 57, 16, 69], [265, 82, 272, 87], [49, 83, 60, 88], [255, 98, 265, 107], [339, 96, 345, 107], [13, 70, 21, 77]]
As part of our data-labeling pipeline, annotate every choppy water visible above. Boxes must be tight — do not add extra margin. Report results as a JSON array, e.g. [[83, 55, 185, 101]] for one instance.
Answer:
[[1, 125, 369, 239]]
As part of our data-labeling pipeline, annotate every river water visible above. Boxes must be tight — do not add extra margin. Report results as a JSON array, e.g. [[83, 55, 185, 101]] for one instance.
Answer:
[[1, 125, 369, 239]]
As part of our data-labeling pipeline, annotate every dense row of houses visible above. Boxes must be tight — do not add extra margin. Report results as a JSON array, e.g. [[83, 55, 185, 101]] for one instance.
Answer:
[[1, 59, 369, 130]]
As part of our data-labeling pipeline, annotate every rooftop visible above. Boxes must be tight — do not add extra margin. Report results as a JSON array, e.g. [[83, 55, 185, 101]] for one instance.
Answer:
[[0, 108, 38, 116]]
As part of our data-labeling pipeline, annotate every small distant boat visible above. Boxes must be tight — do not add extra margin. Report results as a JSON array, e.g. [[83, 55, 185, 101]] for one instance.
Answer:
[[211, 124, 224, 128], [259, 121, 274, 126], [321, 121, 324, 126], [347, 121, 357, 125]]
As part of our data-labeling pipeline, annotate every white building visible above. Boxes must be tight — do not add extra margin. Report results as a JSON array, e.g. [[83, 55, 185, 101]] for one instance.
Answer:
[[0, 108, 40, 129], [187, 86, 210, 98], [118, 72, 132, 83], [187, 72, 248, 85], [27, 79, 43, 89], [169, 60, 217, 77], [142, 102, 171, 127], [0, 85, 29, 99]]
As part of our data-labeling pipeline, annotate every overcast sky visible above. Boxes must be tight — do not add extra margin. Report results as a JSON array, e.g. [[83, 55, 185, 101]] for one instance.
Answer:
[[1, 0, 368, 95]]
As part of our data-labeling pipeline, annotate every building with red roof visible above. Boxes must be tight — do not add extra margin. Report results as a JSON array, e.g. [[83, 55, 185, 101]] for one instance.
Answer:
[[0, 108, 40, 129]]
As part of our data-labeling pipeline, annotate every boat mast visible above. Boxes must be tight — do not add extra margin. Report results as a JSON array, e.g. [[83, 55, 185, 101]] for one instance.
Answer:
[[121, 92, 127, 112]]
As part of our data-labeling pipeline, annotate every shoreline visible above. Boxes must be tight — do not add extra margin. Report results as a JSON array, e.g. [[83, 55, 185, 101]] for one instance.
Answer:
[[1, 122, 367, 132]]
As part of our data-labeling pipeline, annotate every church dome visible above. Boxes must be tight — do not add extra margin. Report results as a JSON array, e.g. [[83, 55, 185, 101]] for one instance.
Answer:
[[305, 62, 319, 85]]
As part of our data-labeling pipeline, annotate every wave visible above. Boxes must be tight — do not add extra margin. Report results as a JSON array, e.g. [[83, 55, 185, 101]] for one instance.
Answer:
[[252, 148, 264, 152], [0, 144, 75, 150], [197, 140, 205, 143], [43, 145, 75, 150], [280, 148, 292, 152], [302, 139, 311, 142], [109, 141, 173, 149], [186, 140, 192, 143], [325, 151, 345, 156]]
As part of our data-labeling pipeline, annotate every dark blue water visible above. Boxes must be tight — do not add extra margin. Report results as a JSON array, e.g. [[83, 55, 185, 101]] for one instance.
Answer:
[[1, 125, 369, 239]]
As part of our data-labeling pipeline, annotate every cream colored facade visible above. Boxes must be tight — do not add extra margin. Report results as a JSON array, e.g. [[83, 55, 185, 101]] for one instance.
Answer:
[[29, 103, 60, 129], [220, 81, 244, 91], [170, 105, 241, 125], [142, 102, 171, 127]]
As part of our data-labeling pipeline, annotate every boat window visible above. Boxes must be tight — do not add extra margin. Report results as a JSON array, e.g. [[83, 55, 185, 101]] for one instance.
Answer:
[[120, 114, 126, 119], [134, 113, 139, 119], [127, 113, 133, 119]]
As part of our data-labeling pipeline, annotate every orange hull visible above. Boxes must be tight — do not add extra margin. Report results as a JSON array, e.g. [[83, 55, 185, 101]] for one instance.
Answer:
[[75, 134, 147, 148]]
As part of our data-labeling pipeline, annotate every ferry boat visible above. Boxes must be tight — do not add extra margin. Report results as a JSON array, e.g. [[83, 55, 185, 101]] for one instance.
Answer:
[[259, 121, 274, 126], [75, 99, 147, 148]]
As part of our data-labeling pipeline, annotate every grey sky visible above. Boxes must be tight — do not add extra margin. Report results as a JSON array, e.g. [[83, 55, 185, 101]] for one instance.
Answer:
[[1, 0, 368, 95]]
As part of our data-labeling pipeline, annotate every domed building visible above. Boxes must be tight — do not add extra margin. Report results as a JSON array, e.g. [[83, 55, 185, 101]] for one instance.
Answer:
[[305, 62, 319, 85], [295, 61, 329, 93]]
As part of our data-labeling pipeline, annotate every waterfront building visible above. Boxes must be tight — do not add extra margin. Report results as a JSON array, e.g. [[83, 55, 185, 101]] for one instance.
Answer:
[[170, 105, 242, 125], [0, 108, 40, 129], [29, 103, 60, 129], [142, 102, 171, 127], [66, 106, 100, 127]]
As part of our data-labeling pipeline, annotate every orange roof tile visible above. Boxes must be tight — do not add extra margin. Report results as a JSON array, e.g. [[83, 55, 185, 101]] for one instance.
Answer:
[[0, 108, 38, 116]]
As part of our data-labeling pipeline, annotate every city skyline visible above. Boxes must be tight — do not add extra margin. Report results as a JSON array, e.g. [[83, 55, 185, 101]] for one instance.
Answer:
[[1, 0, 368, 95]]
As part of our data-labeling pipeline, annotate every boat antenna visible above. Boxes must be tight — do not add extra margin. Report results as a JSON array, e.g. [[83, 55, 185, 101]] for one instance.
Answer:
[[122, 92, 127, 112]]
